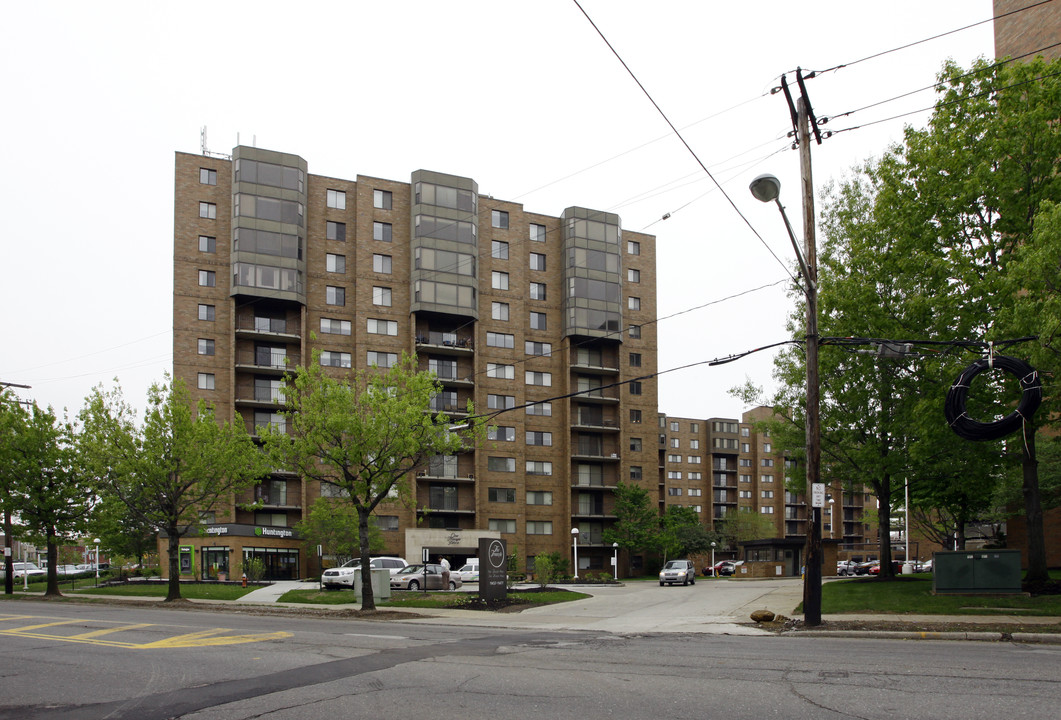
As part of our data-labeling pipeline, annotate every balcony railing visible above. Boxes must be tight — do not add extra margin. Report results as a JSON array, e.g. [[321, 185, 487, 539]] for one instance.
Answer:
[[236, 349, 300, 370], [416, 331, 474, 349], [236, 316, 301, 336]]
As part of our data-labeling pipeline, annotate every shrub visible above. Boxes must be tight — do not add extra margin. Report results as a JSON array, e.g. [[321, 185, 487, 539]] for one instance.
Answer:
[[241, 557, 266, 582]]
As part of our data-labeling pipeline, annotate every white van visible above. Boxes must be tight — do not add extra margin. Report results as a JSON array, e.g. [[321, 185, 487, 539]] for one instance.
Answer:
[[455, 559, 479, 582]]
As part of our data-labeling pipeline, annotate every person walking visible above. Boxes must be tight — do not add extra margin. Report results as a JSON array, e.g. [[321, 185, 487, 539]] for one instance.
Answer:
[[440, 556, 451, 590]]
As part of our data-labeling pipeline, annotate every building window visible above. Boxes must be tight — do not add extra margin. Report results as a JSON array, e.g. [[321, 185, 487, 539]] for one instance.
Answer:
[[762, 458, 774, 467], [526, 521, 552, 535], [690, 472, 702, 480], [491, 240, 509, 259], [667, 471, 682, 480], [628, 296, 641, 311], [761, 507, 774, 514], [326, 253, 346, 273], [367, 318, 398, 335], [320, 318, 351, 335], [321, 351, 352, 368], [629, 353, 642, 367], [527, 402, 552, 416], [327, 221, 346, 242], [526, 431, 552, 446], [486, 332, 514, 349], [689, 488, 702, 497], [741, 443, 751, 453], [489, 487, 516, 503], [488, 394, 516, 410], [740, 474, 752, 483], [668, 488, 682, 496], [492, 210, 509, 229], [197, 372, 215, 390], [764, 442, 772, 452], [488, 518, 516, 534], [690, 439, 700, 450], [526, 371, 551, 386], [198, 235, 216, 253], [525, 341, 552, 356], [492, 302, 509, 321], [762, 490, 775, 498], [739, 490, 752, 499], [368, 221, 391, 242], [199, 168, 217, 185], [688, 456, 702, 464], [529, 312, 547, 330], [691, 423, 699, 433], [492, 271, 509, 290], [367, 351, 397, 368], [629, 381, 642, 395], [668, 421, 678, 432], [326, 286, 345, 306], [530, 252, 546, 271], [487, 363, 514, 380], [529, 223, 546, 242], [630, 409, 642, 423], [198, 304, 215, 321], [373, 189, 392, 209], [527, 490, 552, 505], [530, 282, 546, 300], [197, 338, 215, 356], [373, 254, 392, 274], [199, 202, 216, 219], [488, 456, 516, 472], [628, 268, 640, 283], [326, 189, 346, 210], [630, 437, 643, 452], [526, 461, 553, 476], [488, 426, 515, 442], [761, 474, 774, 483], [667, 453, 681, 463], [627, 240, 640, 255], [198, 270, 215, 287], [372, 286, 392, 307], [670, 438, 680, 448], [629, 325, 641, 339]]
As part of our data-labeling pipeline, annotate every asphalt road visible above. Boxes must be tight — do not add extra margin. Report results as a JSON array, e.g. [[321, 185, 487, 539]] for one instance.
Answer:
[[2, 598, 1060, 720]]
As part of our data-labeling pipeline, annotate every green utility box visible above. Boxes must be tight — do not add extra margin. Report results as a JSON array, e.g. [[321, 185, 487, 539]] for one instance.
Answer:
[[932, 550, 1022, 595]]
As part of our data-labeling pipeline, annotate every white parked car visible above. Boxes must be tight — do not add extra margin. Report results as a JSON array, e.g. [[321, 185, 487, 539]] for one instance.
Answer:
[[321, 556, 409, 589], [10, 562, 47, 581], [455, 560, 479, 582]]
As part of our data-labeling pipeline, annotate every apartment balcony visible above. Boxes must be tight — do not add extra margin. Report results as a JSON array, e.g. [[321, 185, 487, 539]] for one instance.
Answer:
[[571, 417, 621, 432], [424, 399, 470, 417], [571, 450, 621, 462], [416, 470, 476, 484], [234, 384, 287, 408], [415, 502, 475, 516], [235, 349, 300, 375], [569, 360, 620, 376], [572, 510, 616, 520], [244, 419, 293, 439], [570, 479, 619, 490], [236, 488, 301, 511], [415, 331, 474, 356], [235, 316, 301, 342], [571, 388, 620, 404]]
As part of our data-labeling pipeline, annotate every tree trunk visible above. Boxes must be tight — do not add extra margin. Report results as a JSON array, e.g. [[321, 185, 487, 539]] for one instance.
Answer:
[[44, 533, 60, 597], [166, 531, 183, 601], [1022, 423, 1048, 584], [358, 507, 375, 610], [3, 509, 13, 595], [877, 476, 894, 578]]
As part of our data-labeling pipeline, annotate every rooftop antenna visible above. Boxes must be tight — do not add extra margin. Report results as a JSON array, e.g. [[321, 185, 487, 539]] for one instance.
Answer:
[[200, 126, 231, 160]]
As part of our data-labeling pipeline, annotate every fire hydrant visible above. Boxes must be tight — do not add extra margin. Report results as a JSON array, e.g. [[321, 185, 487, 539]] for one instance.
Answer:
[[241, 573, 247, 588]]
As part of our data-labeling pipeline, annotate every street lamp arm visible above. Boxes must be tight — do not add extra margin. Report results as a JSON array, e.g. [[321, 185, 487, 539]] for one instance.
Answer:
[[774, 198, 815, 294]]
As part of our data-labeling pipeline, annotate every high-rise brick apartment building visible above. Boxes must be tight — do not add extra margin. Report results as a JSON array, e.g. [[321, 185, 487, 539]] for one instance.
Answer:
[[994, 0, 1061, 62], [173, 146, 657, 580], [657, 407, 879, 573]]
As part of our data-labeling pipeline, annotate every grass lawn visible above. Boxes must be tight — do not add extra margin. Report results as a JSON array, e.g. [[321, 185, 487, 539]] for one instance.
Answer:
[[70, 583, 257, 601], [277, 588, 590, 609], [823, 574, 1061, 616]]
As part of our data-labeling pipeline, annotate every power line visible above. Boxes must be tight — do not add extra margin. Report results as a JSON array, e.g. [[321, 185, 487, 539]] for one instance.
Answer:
[[571, 0, 798, 287], [808, 0, 1057, 76]]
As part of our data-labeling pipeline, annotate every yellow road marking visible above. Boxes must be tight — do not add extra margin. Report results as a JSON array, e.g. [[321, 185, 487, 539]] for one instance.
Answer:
[[67, 623, 154, 640], [0, 615, 291, 649]]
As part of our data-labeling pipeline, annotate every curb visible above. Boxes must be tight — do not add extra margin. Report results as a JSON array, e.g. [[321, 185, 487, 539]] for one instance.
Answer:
[[791, 630, 1061, 643]]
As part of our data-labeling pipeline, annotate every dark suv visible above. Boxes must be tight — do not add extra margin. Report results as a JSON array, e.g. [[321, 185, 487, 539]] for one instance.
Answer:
[[659, 559, 696, 586]]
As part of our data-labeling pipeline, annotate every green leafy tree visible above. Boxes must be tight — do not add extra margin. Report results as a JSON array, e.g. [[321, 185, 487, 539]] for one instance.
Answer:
[[716, 510, 775, 551], [260, 353, 484, 610], [764, 56, 1061, 582], [3, 398, 92, 596], [659, 506, 715, 560], [79, 377, 267, 601], [91, 491, 158, 573], [295, 497, 384, 567], [602, 480, 659, 556]]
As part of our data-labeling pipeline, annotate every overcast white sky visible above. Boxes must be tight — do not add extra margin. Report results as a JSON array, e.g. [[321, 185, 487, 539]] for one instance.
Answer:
[[0, 0, 997, 420]]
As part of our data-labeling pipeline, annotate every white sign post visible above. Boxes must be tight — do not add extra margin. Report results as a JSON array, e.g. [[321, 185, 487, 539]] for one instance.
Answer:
[[811, 483, 826, 508]]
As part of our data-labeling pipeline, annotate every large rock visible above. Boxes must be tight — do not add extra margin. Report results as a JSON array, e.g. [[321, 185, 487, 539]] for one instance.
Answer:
[[750, 609, 776, 623]]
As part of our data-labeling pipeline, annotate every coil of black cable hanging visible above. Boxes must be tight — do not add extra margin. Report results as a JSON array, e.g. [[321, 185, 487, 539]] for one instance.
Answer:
[[944, 355, 1042, 441]]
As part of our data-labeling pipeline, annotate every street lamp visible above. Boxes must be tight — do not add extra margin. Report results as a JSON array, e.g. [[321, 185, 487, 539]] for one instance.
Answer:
[[828, 498, 835, 539], [93, 538, 100, 584], [710, 541, 716, 578], [750, 170, 823, 626], [612, 542, 619, 580], [571, 528, 579, 581]]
